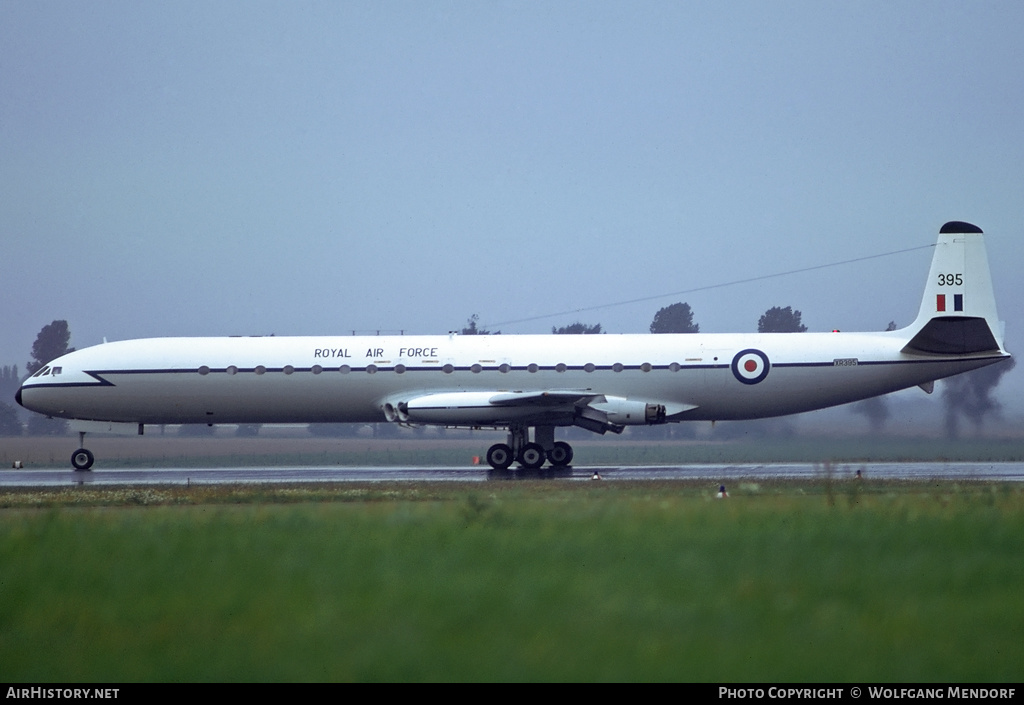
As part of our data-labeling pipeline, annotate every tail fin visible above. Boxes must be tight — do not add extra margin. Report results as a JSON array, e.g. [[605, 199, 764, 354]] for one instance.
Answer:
[[903, 221, 1005, 355]]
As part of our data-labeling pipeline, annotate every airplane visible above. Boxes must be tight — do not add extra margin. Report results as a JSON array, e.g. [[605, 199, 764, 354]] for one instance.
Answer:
[[16, 221, 1011, 471]]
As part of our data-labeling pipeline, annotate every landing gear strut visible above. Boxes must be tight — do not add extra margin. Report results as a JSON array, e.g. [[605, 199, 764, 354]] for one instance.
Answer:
[[485, 424, 573, 471]]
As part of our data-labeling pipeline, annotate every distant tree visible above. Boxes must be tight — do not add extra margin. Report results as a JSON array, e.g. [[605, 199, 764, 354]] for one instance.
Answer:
[[758, 306, 807, 333], [942, 356, 1016, 438], [1, 365, 20, 403], [460, 314, 497, 335], [851, 396, 891, 432], [26, 415, 67, 436], [0, 402, 22, 436], [650, 302, 699, 334], [24, 322, 74, 436], [552, 322, 602, 334], [27, 320, 75, 374]]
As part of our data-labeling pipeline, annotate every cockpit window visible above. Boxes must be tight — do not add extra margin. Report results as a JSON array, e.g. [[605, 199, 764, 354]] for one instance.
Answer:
[[32, 366, 50, 378], [51, 367, 62, 376]]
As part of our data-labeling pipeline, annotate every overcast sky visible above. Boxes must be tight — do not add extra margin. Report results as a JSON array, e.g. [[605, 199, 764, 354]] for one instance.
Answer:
[[3, 1, 1023, 400]]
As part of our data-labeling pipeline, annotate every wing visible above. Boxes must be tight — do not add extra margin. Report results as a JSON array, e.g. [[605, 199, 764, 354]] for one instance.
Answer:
[[384, 390, 697, 434]]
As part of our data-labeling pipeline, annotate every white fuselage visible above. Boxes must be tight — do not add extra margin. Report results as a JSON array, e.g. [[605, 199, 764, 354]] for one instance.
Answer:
[[16, 330, 1005, 427]]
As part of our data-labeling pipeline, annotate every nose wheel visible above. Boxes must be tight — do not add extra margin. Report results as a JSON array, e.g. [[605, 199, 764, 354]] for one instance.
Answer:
[[71, 448, 95, 471], [70, 431, 95, 471]]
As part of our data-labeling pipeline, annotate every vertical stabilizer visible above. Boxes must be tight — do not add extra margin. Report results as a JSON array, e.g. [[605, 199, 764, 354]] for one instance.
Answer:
[[903, 222, 1005, 355]]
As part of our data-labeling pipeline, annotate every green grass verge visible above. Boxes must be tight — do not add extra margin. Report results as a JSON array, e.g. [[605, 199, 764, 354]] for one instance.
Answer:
[[1, 480, 1022, 682]]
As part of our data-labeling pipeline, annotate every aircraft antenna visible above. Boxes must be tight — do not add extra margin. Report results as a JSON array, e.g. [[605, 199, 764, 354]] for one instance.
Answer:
[[485, 243, 934, 329]]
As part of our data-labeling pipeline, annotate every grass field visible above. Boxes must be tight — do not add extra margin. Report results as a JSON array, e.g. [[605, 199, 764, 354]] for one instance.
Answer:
[[2, 479, 1022, 682]]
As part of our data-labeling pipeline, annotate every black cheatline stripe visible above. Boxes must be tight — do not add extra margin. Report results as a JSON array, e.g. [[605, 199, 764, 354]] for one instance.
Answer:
[[25, 355, 998, 391], [82, 363, 713, 375], [19, 371, 116, 389], [772, 354, 1007, 370]]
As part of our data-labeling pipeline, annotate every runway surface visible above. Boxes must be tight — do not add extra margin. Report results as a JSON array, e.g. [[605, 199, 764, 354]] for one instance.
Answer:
[[3, 462, 1024, 486]]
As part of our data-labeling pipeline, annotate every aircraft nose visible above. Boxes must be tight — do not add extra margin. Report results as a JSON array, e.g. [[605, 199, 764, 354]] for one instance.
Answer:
[[15, 386, 23, 407]]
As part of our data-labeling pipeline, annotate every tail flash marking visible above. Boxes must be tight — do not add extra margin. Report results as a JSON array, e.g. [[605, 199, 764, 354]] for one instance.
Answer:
[[936, 294, 965, 313]]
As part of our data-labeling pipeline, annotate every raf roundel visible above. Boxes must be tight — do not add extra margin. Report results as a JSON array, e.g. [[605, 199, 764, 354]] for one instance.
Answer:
[[731, 349, 770, 385]]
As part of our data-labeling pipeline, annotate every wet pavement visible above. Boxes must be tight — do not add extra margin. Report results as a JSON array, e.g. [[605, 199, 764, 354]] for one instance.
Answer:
[[2, 462, 1023, 486]]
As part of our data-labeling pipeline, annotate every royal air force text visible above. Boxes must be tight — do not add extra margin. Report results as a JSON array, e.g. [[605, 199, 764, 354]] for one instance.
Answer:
[[312, 348, 439, 359]]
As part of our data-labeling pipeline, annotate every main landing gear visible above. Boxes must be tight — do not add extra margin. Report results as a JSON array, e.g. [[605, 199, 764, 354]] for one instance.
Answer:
[[72, 431, 95, 471], [485, 424, 573, 471]]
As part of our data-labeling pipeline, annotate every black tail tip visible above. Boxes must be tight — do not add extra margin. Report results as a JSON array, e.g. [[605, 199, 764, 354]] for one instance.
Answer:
[[940, 221, 983, 234]]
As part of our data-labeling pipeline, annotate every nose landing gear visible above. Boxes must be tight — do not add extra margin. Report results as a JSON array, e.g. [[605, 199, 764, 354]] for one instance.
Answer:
[[71, 431, 95, 471], [71, 448, 95, 471]]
